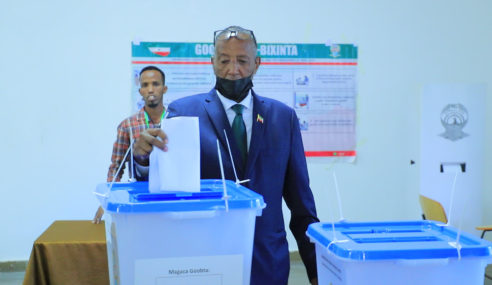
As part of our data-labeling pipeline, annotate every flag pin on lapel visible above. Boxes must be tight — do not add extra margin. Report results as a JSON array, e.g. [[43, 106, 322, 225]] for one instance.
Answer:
[[256, 114, 264, 124]]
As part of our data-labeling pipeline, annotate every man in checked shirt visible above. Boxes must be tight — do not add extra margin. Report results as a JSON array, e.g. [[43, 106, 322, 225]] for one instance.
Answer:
[[93, 65, 167, 223]]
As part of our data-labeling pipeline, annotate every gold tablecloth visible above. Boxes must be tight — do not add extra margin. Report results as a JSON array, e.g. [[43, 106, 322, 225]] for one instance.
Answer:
[[23, 220, 109, 285]]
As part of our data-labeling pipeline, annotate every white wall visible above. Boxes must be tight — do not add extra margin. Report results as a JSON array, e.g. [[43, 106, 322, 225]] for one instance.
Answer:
[[1, 0, 491, 261]]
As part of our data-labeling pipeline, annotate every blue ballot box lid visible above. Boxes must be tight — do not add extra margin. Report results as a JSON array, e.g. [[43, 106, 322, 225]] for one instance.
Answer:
[[96, 179, 265, 213], [307, 221, 492, 260]]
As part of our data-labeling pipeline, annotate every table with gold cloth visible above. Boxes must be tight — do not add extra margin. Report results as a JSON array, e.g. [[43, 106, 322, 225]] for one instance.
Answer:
[[23, 220, 109, 285]]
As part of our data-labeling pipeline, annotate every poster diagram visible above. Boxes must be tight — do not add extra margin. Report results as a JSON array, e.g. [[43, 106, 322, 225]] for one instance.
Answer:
[[132, 42, 358, 160]]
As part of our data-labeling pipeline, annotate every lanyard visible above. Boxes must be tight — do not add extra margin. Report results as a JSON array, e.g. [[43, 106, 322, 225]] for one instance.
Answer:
[[144, 109, 166, 128]]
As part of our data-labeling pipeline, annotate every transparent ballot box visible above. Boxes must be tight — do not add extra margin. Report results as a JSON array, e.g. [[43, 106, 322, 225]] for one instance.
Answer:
[[307, 220, 492, 285], [95, 179, 265, 285]]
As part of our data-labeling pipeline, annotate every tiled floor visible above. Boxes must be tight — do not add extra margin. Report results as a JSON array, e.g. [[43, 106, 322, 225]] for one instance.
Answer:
[[1, 263, 491, 285], [288, 260, 311, 284]]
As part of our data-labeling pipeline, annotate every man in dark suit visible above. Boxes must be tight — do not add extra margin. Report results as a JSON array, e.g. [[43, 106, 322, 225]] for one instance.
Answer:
[[133, 26, 319, 285]]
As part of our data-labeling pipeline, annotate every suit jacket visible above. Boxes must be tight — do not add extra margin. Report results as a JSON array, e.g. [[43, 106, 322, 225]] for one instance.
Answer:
[[164, 89, 318, 284]]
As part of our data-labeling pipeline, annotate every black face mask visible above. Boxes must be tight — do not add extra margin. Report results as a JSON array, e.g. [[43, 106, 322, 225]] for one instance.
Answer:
[[215, 76, 253, 102]]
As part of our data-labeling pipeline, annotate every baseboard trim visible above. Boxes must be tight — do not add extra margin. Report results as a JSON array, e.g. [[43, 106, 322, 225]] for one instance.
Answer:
[[1, 253, 301, 272], [0, 261, 28, 272], [289, 250, 301, 261], [1, 254, 301, 272]]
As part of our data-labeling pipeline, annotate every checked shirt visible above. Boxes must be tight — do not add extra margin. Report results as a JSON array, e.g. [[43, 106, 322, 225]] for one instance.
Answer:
[[107, 108, 161, 182]]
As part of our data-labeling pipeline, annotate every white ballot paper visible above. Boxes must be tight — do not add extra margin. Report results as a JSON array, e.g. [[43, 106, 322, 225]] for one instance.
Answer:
[[149, 116, 200, 192]]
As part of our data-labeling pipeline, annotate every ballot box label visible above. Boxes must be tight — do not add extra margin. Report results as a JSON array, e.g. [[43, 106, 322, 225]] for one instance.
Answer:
[[156, 275, 222, 285], [134, 254, 243, 284]]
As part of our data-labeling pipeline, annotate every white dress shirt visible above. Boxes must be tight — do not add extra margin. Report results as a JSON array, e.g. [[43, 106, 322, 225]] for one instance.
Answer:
[[215, 90, 253, 150]]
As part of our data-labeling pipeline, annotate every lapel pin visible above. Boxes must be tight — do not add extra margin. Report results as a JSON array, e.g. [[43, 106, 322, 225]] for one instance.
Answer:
[[256, 114, 264, 124]]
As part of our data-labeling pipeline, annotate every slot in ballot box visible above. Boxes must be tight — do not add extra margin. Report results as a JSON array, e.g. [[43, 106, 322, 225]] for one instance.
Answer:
[[95, 179, 265, 285], [307, 221, 492, 285]]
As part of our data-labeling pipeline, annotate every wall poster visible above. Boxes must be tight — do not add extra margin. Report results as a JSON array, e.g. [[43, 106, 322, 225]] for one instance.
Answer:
[[132, 42, 358, 161]]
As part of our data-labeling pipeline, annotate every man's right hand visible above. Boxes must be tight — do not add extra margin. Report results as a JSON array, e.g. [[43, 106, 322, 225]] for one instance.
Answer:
[[133, 128, 168, 166]]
